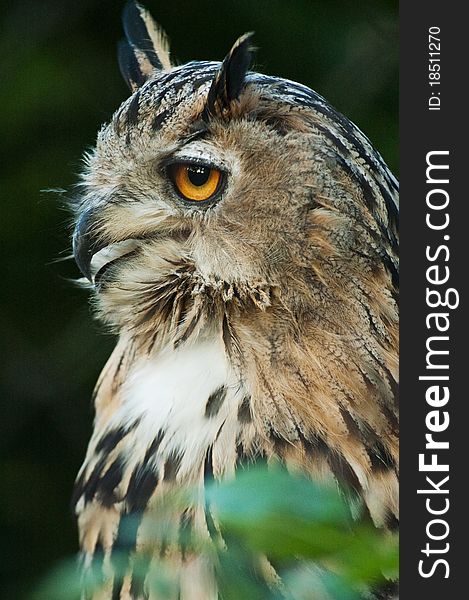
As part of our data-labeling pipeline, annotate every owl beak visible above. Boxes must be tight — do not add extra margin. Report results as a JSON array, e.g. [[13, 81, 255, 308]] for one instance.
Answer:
[[72, 208, 106, 282], [73, 209, 140, 284]]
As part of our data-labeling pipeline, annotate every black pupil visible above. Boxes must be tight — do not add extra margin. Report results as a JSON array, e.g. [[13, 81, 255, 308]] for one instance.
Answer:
[[187, 165, 210, 187]]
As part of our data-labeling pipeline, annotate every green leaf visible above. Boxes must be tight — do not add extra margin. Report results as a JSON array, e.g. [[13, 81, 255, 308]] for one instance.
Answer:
[[207, 465, 351, 528], [207, 466, 353, 559], [31, 558, 87, 600]]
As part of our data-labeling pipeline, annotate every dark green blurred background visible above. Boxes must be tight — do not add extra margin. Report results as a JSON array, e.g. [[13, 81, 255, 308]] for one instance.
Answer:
[[0, 1, 397, 598]]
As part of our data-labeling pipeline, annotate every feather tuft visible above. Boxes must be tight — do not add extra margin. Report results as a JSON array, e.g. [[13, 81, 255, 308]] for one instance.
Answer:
[[203, 32, 255, 120], [119, 1, 172, 91]]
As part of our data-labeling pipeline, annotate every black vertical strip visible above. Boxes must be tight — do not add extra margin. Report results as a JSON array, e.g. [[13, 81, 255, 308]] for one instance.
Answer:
[[401, 3, 463, 598], [111, 513, 140, 599], [204, 445, 214, 482]]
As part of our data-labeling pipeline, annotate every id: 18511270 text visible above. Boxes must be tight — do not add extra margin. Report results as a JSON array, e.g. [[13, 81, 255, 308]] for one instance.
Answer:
[[428, 26, 441, 111]]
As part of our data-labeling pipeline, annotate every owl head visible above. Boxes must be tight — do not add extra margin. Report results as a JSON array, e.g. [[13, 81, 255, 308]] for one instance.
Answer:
[[72, 1, 398, 349]]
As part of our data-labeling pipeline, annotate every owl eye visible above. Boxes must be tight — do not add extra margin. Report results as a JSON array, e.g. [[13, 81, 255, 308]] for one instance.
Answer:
[[167, 163, 224, 203]]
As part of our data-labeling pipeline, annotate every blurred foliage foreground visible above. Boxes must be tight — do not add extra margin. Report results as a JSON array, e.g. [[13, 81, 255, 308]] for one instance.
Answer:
[[33, 466, 398, 600]]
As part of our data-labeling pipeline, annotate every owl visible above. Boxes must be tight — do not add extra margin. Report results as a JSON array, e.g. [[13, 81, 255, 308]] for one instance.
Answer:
[[71, 2, 399, 599]]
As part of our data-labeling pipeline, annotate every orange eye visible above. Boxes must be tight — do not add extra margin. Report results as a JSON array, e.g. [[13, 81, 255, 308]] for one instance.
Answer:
[[168, 163, 223, 202]]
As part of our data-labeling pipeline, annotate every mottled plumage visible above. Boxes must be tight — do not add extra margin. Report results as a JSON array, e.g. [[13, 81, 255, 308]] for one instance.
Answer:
[[71, 2, 399, 598]]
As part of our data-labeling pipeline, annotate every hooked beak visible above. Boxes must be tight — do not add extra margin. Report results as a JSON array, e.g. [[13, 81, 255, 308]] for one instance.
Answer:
[[73, 209, 140, 284], [72, 209, 107, 282]]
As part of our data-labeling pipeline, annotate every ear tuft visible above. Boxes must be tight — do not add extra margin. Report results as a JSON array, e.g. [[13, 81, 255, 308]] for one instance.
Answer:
[[118, 1, 172, 91], [203, 32, 255, 120]]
